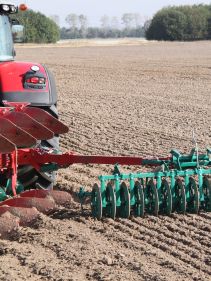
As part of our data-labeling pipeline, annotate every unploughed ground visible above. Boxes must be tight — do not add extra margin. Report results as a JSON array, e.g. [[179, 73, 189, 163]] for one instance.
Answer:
[[0, 40, 211, 281]]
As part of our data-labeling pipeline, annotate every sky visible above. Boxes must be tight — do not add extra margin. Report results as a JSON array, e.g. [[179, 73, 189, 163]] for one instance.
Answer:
[[12, 0, 211, 26]]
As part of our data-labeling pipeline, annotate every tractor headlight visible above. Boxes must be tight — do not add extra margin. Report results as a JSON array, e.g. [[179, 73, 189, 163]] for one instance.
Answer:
[[0, 4, 17, 14], [10, 6, 16, 13], [2, 5, 10, 11]]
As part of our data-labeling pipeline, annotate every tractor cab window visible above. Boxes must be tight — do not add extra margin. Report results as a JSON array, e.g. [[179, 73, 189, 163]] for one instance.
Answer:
[[0, 15, 14, 61]]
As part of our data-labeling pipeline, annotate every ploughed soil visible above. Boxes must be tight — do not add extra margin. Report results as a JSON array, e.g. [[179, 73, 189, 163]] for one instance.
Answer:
[[0, 40, 211, 281]]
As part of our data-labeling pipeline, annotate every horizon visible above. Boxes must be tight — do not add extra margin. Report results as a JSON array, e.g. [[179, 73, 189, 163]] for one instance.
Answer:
[[12, 0, 211, 27]]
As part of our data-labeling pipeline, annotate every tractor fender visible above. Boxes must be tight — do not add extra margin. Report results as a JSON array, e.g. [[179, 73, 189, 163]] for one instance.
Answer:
[[0, 61, 57, 106]]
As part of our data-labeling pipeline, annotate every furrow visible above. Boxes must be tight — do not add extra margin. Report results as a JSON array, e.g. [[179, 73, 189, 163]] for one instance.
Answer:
[[90, 219, 208, 280], [131, 217, 211, 256], [111, 219, 211, 276], [88, 221, 195, 280]]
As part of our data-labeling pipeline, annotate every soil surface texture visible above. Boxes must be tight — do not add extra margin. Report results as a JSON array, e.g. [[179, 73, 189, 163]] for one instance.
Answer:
[[0, 41, 211, 281]]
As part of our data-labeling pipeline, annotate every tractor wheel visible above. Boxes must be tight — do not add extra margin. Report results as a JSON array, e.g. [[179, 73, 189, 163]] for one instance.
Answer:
[[18, 104, 59, 190]]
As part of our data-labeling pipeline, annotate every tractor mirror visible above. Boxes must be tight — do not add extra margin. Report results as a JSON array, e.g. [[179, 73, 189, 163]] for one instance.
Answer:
[[12, 24, 24, 43]]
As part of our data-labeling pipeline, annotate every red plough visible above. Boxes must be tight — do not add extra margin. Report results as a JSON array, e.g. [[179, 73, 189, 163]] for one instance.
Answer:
[[0, 101, 154, 237], [0, 102, 72, 237]]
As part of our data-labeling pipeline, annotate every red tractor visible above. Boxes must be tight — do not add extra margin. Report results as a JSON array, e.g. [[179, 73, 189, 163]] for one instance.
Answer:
[[0, 2, 59, 189]]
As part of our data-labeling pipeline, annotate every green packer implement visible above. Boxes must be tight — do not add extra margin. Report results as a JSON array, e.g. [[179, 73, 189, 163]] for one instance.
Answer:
[[78, 148, 211, 220]]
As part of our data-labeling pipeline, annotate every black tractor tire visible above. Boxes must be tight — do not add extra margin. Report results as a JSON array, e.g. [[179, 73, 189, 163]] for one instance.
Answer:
[[18, 104, 59, 190]]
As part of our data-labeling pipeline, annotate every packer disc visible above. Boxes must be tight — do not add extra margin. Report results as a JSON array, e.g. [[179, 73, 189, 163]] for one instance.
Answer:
[[174, 178, 186, 214], [91, 183, 102, 220], [105, 183, 116, 219], [134, 181, 144, 217], [120, 182, 130, 218], [203, 177, 211, 211], [187, 177, 199, 214], [145, 179, 159, 216], [161, 179, 172, 216]]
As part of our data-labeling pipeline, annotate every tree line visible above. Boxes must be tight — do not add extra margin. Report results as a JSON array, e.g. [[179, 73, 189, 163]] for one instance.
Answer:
[[56, 13, 146, 39], [12, 10, 60, 43], [13, 5, 211, 43], [14, 10, 146, 43], [146, 4, 211, 41]]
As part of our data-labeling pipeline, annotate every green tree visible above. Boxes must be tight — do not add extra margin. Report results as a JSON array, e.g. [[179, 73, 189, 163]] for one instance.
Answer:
[[177, 5, 210, 40], [65, 13, 78, 29], [49, 15, 60, 27], [60, 13, 145, 40], [12, 10, 60, 43], [121, 13, 134, 29], [146, 8, 187, 40], [65, 13, 79, 39], [78, 14, 88, 38], [146, 5, 211, 41]]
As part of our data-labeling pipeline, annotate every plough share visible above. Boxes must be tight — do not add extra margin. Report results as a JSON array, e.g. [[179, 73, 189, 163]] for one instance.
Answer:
[[0, 102, 210, 237]]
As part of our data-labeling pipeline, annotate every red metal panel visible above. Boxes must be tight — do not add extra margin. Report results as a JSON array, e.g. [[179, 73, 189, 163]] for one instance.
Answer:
[[3, 102, 69, 135], [3, 111, 54, 140], [23, 107, 69, 134], [0, 134, 16, 153], [3, 101, 30, 110], [18, 148, 171, 167], [0, 154, 10, 169], [0, 61, 49, 93], [0, 118, 36, 148]]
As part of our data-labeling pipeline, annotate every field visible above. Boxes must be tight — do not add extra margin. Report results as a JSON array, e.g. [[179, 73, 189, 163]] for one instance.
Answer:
[[0, 40, 211, 281]]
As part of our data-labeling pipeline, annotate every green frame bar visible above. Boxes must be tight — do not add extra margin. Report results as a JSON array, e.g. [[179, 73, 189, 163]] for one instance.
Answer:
[[99, 168, 211, 203]]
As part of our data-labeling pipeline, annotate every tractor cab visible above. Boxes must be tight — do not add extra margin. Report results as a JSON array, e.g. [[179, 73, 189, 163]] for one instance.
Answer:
[[0, 2, 24, 61]]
